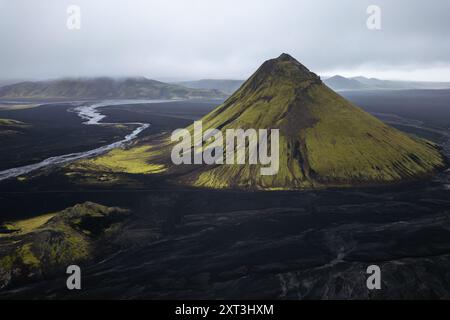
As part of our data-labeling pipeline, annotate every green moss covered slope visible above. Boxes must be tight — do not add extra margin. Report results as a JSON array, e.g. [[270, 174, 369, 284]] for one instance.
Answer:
[[177, 53, 445, 189]]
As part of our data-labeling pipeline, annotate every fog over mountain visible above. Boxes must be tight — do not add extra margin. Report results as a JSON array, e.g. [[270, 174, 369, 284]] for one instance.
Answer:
[[1, 0, 450, 81], [0, 77, 226, 100]]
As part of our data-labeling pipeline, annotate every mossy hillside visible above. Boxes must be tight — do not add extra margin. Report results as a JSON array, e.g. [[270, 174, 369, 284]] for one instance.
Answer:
[[63, 139, 174, 187], [0, 202, 129, 289], [174, 53, 445, 189], [61, 146, 164, 187], [190, 134, 312, 189], [77, 146, 166, 175], [302, 85, 443, 182]]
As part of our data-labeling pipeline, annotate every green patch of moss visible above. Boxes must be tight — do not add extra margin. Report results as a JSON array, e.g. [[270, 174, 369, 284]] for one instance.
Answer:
[[0, 254, 15, 271], [0, 213, 55, 238], [0, 119, 27, 126], [76, 146, 166, 174], [17, 243, 40, 268]]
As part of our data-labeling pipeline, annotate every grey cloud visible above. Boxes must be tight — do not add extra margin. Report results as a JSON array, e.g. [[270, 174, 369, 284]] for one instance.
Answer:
[[1, 0, 450, 81]]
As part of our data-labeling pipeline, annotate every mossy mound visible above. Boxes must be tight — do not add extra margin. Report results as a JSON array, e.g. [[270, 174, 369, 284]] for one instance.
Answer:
[[0, 118, 29, 136], [0, 202, 129, 289]]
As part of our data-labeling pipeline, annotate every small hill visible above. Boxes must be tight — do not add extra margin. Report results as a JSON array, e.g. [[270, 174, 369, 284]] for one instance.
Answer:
[[0, 77, 226, 100], [324, 75, 369, 90], [0, 202, 129, 289]]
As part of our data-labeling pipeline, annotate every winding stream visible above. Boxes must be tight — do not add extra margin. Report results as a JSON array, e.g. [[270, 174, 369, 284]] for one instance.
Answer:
[[0, 100, 170, 182]]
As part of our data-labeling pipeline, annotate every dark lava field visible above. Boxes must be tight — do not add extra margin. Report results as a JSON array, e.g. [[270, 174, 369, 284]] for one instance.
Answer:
[[1, 91, 450, 299]]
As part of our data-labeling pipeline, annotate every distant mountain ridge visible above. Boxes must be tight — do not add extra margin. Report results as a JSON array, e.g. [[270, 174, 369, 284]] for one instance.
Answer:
[[175, 79, 244, 94], [0, 77, 227, 100], [3, 75, 449, 100], [173, 76, 450, 94], [324, 75, 368, 90], [324, 75, 450, 91]]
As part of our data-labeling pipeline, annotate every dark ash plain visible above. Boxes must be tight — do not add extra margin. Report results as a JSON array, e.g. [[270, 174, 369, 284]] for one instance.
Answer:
[[1, 92, 450, 299]]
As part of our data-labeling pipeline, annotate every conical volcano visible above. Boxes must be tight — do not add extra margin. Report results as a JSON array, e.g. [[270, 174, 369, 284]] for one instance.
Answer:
[[170, 53, 445, 189]]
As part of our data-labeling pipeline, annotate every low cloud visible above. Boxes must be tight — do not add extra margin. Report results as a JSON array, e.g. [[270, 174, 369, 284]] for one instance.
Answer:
[[1, 0, 450, 81]]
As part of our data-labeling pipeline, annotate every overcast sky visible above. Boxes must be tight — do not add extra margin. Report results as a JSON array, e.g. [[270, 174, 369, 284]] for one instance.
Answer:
[[1, 0, 450, 81]]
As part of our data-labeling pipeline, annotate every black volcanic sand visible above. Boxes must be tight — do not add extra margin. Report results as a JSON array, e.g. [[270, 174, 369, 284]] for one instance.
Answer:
[[1, 96, 450, 299], [100, 99, 222, 131], [0, 103, 134, 171], [2, 182, 450, 299], [342, 89, 450, 128]]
